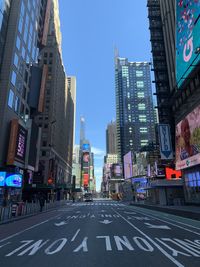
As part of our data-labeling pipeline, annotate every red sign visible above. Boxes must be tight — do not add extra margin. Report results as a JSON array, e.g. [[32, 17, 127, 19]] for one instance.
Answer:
[[83, 174, 89, 186], [165, 167, 182, 180], [48, 177, 53, 184]]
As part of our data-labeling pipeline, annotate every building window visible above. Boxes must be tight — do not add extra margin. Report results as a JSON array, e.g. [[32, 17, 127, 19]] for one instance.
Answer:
[[14, 96, 19, 113], [14, 53, 19, 68], [136, 70, 143, 77], [141, 140, 148, 146], [139, 115, 147, 122], [16, 36, 21, 50], [138, 103, 146, 110], [136, 81, 144, 88], [137, 92, 144, 98], [140, 127, 148, 133], [11, 71, 17, 86], [8, 90, 14, 108]]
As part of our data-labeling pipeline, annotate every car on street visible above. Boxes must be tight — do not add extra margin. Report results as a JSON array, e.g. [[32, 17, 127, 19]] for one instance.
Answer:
[[83, 193, 93, 202]]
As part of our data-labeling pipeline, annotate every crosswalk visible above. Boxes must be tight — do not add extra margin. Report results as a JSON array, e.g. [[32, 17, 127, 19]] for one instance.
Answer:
[[71, 202, 125, 207]]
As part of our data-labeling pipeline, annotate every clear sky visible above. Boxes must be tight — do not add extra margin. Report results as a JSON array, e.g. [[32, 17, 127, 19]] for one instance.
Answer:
[[59, 0, 152, 191]]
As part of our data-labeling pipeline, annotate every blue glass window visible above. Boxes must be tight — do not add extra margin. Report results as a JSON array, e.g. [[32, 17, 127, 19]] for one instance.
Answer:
[[14, 53, 19, 68], [11, 71, 17, 86], [14, 96, 19, 113], [8, 89, 14, 108], [16, 36, 20, 50]]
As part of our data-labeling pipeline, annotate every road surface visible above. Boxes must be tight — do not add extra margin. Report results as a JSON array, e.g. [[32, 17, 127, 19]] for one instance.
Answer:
[[0, 199, 200, 267]]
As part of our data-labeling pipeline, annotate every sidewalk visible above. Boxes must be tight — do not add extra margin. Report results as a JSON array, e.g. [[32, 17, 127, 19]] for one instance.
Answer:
[[130, 202, 200, 221], [0, 200, 71, 225]]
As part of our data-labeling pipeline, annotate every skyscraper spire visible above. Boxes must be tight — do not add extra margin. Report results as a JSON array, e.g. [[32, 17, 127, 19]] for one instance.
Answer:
[[80, 116, 86, 146]]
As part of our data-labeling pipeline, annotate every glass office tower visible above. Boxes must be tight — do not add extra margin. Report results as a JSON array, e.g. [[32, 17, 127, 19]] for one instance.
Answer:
[[115, 56, 156, 162]]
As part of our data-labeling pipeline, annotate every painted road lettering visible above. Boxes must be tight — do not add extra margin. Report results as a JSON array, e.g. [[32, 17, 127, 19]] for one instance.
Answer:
[[2, 236, 200, 258]]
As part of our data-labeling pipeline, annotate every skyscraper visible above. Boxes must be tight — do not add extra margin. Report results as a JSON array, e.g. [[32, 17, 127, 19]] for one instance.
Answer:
[[106, 121, 117, 154], [115, 56, 156, 162]]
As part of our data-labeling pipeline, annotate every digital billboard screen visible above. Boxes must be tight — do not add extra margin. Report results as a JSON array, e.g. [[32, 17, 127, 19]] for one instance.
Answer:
[[176, 105, 200, 170], [0, 172, 6, 187], [176, 0, 200, 88], [123, 151, 133, 179], [111, 164, 122, 178], [82, 152, 89, 163], [0, 172, 22, 188], [15, 124, 27, 163]]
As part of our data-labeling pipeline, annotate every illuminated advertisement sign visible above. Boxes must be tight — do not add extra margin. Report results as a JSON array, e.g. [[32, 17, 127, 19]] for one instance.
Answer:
[[185, 169, 200, 187], [176, 0, 200, 88], [82, 143, 90, 151], [0, 172, 22, 188], [0, 172, 6, 187], [83, 174, 89, 186], [176, 105, 200, 170], [7, 120, 27, 165], [111, 164, 122, 178], [132, 177, 147, 193], [165, 167, 182, 180], [123, 151, 133, 179], [83, 152, 90, 163]]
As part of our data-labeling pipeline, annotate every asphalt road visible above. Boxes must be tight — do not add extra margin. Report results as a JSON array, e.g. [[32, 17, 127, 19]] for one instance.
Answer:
[[0, 199, 200, 267]]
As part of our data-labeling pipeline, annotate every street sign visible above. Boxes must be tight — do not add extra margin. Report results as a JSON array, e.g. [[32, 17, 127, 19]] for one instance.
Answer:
[[158, 124, 173, 160]]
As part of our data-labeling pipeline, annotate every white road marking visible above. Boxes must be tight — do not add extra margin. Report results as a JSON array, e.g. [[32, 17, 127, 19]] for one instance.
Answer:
[[0, 219, 50, 243], [0, 242, 11, 248], [54, 221, 68, 226], [73, 237, 88, 252], [99, 220, 112, 224], [112, 208, 185, 267], [114, 236, 134, 251], [96, 236, 112, 251], [144, 223, 171, 230], [71, 229, 80, 242], [45, 238, 67, 255], [128, 207, 200, 236]]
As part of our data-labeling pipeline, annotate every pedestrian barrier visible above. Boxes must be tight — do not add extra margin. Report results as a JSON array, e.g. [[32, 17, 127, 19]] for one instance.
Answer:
[[0, 200, 66, 223]]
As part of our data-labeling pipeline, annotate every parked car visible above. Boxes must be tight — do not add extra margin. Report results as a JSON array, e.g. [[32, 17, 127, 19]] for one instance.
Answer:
[[84, 193, 93, 202]]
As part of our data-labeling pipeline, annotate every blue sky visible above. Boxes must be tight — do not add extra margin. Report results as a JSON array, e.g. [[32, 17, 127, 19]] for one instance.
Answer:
[[59, 0, 152, 191]]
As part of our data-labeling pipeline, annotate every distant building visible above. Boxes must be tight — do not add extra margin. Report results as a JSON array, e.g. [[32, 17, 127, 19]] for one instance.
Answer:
[[106, 121, 117, 154], [115, 55, 156, 162]]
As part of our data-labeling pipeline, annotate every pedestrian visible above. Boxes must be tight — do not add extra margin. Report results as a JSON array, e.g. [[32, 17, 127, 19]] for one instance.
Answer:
[[38, 192, 45, 212]]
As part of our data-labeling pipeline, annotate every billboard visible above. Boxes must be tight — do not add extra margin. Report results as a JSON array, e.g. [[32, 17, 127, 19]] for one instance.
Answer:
[[82, 143, 90, 151], [7, 120, 27, 165], [123, 151, 133, 179], [176, 105, 200, 170], [158, 124, 173, 159], [165, 167, 182, 180], [176, 0, 200, 88], [0, 172, 22, 188], [82, 152, 90, 163], [111, 164, 122, 178]]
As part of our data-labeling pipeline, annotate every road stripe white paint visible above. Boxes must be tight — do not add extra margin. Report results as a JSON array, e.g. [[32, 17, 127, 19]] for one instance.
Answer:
[[0, 214, 60, 243], [112, 209, 184, 267], [0, 242, 11, 248], [96, 236, 112, 251], [127, 207, 200, 236], [45, 238, 67, 255], [71, 229, 80, 242]]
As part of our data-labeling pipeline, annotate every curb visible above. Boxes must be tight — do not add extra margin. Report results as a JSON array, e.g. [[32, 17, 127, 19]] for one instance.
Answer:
[[130, 203, 200, 221]]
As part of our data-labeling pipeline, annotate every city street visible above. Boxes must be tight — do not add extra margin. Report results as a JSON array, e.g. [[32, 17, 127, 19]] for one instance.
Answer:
[[0, 199, 200, 267]]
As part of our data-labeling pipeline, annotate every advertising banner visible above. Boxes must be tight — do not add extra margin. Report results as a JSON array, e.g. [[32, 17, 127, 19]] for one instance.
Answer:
[[176, 105, 200, 169], [123, 151, 133, 179], [111, 164, 122, 179], [176, 0, 200, 88], [158, 124, 173, 160], [7, 120, 27, 165]]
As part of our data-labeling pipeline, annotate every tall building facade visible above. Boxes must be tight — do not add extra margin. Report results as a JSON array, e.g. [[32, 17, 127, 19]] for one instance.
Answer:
[[0, 0, 51, 204], [106, 121, 117, 154], [148, 0, 176, 153], [115, 56, 156, 162], [32, 0, 76, 198]]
